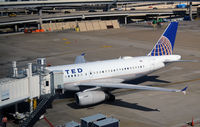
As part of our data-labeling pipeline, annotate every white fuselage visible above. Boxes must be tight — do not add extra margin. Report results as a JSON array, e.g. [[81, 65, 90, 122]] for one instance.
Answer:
[[47, 55, 181, 91]]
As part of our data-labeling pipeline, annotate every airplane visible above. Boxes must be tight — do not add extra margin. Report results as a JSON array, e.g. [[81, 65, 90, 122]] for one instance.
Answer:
[[47, 22, 188, 106]]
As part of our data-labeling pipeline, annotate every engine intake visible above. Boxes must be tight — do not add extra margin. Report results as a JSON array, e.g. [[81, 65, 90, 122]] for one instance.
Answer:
[[75, 91, 108, 106]]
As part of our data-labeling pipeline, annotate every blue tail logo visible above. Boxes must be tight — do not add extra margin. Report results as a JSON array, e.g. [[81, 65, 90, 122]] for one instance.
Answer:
[[148, 22, 178, 56]]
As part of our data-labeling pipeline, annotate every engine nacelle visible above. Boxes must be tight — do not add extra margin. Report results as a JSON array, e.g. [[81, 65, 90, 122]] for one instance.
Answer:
[[75, 91, 108, 106]]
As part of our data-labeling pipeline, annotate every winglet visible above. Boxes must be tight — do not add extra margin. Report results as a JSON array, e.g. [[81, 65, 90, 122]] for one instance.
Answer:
[[181, 86, 188, 95], [75, 53, 86, 64], [81, 53, 86, 56]]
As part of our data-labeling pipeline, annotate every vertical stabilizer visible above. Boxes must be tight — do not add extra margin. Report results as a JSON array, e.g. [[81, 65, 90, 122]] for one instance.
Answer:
[[148, 22, 178, 56]]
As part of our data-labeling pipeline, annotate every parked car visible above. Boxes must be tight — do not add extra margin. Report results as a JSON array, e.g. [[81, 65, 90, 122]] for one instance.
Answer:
[[114, 8, 123, 11], [88, 9, 97, 12], [130, 8, 136, 10], [9, 13, 17, 17], [64, 11, 71, 14]]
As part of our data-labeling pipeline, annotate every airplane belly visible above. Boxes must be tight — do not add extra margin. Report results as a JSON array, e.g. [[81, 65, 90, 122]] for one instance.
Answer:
[[116, 71, 150, 80]]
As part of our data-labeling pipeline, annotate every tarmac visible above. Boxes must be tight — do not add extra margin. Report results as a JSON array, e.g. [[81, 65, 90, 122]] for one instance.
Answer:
[[0, 21, 200, 127]]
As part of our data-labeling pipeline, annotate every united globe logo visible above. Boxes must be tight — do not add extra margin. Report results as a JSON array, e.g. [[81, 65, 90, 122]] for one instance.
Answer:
[[150, 36, 172, 56]]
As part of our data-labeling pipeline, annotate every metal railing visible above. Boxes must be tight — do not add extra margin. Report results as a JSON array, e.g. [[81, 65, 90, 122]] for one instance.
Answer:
[[20, 94, 55, 127]]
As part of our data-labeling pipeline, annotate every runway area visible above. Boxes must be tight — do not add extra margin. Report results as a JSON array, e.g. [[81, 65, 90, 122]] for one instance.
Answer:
[[0, 21, 200, 127]]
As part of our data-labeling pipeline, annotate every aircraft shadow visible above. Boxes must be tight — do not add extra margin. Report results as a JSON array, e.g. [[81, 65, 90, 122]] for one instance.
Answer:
[[123, 75, 170, 85], [106, 99, 160, 112], [67, 102, 104, 109], [67, 99, 159, 112]]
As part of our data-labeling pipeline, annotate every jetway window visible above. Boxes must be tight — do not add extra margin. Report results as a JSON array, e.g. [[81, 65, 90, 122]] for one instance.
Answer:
[[46, 81, 49, 86]]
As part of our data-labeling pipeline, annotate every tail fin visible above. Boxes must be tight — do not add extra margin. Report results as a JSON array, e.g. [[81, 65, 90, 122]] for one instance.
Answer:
[[148, 22, 179, 56]]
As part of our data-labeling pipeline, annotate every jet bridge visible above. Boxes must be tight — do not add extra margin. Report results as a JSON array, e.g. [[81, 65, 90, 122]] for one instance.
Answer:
[[0, 59, 52, 109], [0, 58, 67, 126]]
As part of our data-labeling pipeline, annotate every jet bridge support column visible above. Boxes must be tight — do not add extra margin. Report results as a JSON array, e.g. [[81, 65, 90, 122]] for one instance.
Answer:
[[189, 2, 193, 21], [15, 103, 18, 114], [30, 99, 33, 113], [0, 109, 2, 125]]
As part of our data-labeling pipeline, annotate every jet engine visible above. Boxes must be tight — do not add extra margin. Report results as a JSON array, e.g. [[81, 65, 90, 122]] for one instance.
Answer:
[[75, 91, 114, 106]]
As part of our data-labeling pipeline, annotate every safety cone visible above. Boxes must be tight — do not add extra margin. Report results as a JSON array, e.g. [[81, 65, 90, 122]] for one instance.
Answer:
[[191, 117, 194, 126]]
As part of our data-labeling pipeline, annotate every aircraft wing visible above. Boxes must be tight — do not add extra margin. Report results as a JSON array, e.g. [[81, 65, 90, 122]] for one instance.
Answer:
[[79, 82, 187, 93]]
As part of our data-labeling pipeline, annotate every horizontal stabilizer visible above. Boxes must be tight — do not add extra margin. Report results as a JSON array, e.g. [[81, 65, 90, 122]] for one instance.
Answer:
[[164, 60, 199, 64]]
